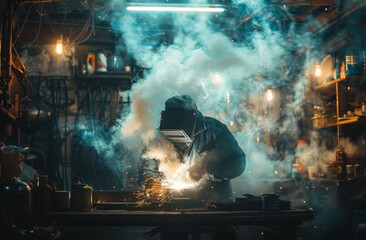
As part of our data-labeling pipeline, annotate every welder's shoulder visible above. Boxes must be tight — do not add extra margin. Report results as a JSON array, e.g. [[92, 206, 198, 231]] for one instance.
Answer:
[[204, 116, 230, 132]]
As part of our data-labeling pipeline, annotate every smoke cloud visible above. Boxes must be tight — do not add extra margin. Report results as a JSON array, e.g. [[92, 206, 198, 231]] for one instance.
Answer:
[[75, 0, 365, 192], [74, 0, 310, 184], [107, 0, 304, 187]]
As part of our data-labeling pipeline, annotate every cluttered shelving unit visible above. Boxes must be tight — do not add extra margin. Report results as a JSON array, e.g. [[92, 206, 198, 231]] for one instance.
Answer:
[[313, 75, 366, 130]]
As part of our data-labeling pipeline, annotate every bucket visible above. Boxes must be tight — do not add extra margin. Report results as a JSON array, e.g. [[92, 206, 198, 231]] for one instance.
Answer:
[[0, 148, 24, 181], [53, 190, 71, 211], [0, 178, 32, 229], [71, 183, 93, 211]]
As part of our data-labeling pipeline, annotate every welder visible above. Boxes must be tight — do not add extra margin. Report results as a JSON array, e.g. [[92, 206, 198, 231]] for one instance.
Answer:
[[159, 94, 246, 203]]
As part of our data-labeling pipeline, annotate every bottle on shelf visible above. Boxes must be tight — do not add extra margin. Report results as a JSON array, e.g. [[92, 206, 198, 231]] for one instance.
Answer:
[[335, 56, 341, 79], [33, 174, 52, 225], [86, 52, 96, 74], [362, 102, 366, 116], [345, 48, 361, 76], [33, 173, 39, 188], [335, 147, 347, 180], [340, 59, 346, 79]]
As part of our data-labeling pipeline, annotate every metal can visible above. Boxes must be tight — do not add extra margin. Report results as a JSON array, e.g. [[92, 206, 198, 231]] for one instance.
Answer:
[[53, 190, 71, 211], [0, 178, 32, 229], [71, 183, 93, 211], [346, 164, 354, 180], [354, 164, 364, 178], [345, 50, 360, 76]]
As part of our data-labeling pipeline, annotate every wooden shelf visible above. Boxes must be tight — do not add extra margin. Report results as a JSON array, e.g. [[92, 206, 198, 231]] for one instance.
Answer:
[[314, 116, 366, 129], [313, 75, 366, 130], [75, 72, 134, 90], [314, 76, 364, 95], [77, 72, 133, 81], [313, 76, 365, 94], [314, 78, 344, 94]]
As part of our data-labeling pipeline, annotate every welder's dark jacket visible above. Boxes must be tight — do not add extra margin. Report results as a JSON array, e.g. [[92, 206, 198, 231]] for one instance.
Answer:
[[164, 95, 246, 181], [164, 95, 246, 202], [184, 116, 246, 181]]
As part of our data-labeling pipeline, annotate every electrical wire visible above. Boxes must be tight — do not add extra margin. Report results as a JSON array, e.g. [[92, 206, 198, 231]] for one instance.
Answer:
[[77, 0, 114, 43], [334, 0, 343, 35], [70, 77, 131, 189], [59, 0, 69, 34], [39, 76, 74, 189], [310, 0, 319, 49], [14, 4, 34, 44], [14, 0, 110, 49], [28, 11, 43, 45], [74, 14, 95, 45], [12, 46, 33, 96], [34, 2, 47, 17], [69, 0, 96, 45]]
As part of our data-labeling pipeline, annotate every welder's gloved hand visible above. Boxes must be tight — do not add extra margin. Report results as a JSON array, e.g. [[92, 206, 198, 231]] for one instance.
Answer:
[[186, 164, 204, 182]]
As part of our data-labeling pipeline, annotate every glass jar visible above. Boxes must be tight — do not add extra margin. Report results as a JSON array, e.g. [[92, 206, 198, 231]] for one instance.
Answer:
[[0, 177, 32, 229], [345, 49, 361, 76], [336, 147, 347, 180]]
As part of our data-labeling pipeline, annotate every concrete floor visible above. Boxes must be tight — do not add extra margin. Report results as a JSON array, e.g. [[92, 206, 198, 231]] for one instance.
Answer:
[[57, 226, 263, 240]]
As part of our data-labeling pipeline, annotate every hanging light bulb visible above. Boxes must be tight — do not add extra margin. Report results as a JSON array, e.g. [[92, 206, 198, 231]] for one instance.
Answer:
[[314, 62, 322, 77], [266, 88, 273, 102], [226, 92, 230, 103], [212, 73, 224, 85], [55, 35, 63, 55]]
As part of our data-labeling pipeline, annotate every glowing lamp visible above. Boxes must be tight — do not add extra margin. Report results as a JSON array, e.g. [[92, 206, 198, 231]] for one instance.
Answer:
[[314, 63, 322, 77], [226, 92, 230, 103], [266, 89, 273, 102], [212, 73, 224, 85], [55, 36, 63, 55]]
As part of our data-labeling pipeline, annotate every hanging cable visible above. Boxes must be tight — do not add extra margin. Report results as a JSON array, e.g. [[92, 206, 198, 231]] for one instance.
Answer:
[[14, 4, 34, 44], [59, 0, 69, 34], [310, 0, 322, 77], [28, 11, 43, 45], [335, 0, 344, 35], [70, 0, 96, 45], [34, 2, 47, 17], [310, 0, 318, 47]]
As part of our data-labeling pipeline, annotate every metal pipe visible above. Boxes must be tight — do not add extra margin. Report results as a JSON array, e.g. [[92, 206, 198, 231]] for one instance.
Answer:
[[336, 81, 340, 147], [0, 106, 16, 123], [1, 0, 14, 96], [0, 0, 14, 142]]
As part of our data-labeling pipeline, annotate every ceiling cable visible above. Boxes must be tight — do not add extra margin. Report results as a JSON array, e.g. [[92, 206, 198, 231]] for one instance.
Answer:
[[59, 0, 69, 34], [13, 3, 34, 44], [310, 0, 318, 48], [70, 0, 96, 45], [28, 11, 43, 46], [34, 2, 47, 17]]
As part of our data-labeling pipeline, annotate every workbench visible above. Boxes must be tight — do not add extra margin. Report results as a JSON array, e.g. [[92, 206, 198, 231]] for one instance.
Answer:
[[49, 208, 314, 240]]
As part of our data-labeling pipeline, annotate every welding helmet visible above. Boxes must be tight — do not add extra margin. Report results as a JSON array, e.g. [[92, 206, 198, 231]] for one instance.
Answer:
[[159, 95, 199, 150]]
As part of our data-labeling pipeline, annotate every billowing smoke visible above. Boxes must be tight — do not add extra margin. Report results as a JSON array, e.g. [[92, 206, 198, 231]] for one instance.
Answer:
[[75, 0, 363, 192], [73, 0, 312, 187], [104, 0, 312, 185]]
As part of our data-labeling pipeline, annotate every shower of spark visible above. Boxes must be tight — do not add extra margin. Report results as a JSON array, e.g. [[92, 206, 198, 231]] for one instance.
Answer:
[[162, 164, 198, 190], [134, 176, 172, 206]]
